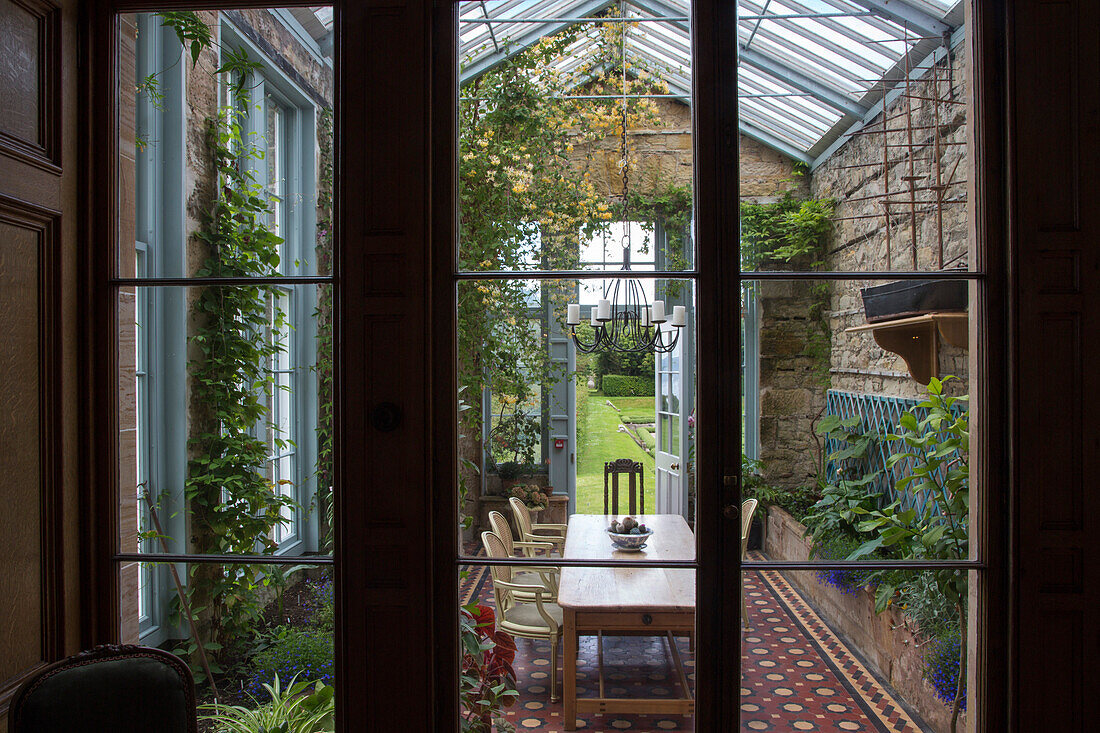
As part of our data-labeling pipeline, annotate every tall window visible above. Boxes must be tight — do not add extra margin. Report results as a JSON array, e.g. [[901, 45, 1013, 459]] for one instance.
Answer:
[[122, 10, 333, 668]]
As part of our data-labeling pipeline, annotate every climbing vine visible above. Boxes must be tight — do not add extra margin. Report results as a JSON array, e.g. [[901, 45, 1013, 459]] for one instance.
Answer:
[[184, 56, 294, 653]]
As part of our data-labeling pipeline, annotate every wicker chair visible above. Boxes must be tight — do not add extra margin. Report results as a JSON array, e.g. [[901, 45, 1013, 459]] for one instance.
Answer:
[[482, 530, 563, 701], [487, 510, 559, 600], [741, 498, 760, 629], [9, 644, 197, 733], [509, 496, 568, 555]]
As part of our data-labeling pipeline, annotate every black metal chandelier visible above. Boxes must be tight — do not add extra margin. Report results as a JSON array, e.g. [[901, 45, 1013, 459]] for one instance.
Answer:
[[565, 6, 685, 355]]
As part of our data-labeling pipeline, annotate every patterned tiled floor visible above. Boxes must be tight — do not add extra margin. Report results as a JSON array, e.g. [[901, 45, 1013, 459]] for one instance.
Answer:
[[460, 556, 929, 732]]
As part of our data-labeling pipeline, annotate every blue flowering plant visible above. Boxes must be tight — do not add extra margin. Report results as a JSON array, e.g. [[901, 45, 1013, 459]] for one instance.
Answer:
[[248, 627, 334, 700]]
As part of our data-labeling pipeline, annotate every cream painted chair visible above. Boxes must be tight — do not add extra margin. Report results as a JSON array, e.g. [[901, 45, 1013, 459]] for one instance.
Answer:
[[741, 498, 759, 629], [487, 510, 559, 600], [508, 496, 568, 555], [481, 530, 563, 701]]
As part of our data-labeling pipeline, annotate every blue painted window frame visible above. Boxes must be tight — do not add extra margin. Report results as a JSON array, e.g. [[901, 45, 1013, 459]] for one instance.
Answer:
[[221, 16, 321, 556]]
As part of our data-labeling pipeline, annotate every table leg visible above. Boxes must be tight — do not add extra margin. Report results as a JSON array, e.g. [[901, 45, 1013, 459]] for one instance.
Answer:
[[564, 608, 577, 730]]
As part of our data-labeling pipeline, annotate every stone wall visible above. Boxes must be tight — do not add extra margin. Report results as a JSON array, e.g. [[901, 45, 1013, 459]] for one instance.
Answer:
[[757, 280, 828, 488], [812, 45, 970, 401], [574, 98, 806, 200]]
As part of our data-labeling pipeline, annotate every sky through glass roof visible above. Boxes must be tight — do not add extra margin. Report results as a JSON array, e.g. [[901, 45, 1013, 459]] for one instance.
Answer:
[[459, 0, 963, 165]]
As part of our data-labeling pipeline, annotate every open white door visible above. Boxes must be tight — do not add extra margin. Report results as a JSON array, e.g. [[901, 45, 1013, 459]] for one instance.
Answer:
[[655, 337, 685, 514]]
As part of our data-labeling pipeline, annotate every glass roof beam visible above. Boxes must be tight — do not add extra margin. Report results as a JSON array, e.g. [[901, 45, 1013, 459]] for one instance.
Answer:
[[463, 15, 689, 23], [739, 97, 822, 144], [738, 45, 867, 118], [740, 11, 878, 20], [817, 0, 923, 42], [739, 119, 815, 165], [844, 0, 950, 38], [757, 0, 905, 63], [460, 0, 617, 84], [741, 19, 892, 81], [624, 0, 690, 33]]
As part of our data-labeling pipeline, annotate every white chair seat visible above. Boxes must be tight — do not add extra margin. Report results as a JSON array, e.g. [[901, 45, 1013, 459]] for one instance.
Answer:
[[503, 600, 563, 629]]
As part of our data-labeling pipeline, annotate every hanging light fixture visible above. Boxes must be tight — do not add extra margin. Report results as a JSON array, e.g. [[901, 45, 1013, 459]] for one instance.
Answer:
[[565, 3, 686, 355]]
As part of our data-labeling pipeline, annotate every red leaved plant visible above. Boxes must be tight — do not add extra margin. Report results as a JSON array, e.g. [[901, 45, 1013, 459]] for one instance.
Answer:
[[460, 603, 519, 732]]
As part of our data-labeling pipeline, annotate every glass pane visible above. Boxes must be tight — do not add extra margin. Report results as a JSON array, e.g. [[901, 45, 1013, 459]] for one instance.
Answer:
[[740, 567, 972, 732], [120, 9, 334, 278], [461, 560, 696, 731], [123, 561, 334, 717], [740, 276, 975, 561], [457, 277, 696, 561], [118, 284, 332, 558], [740, 8, 971, 273], [457, 1, 694, 274]]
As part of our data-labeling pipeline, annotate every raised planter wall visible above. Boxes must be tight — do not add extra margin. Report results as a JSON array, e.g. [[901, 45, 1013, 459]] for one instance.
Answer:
[[763, 506, 968, 733]]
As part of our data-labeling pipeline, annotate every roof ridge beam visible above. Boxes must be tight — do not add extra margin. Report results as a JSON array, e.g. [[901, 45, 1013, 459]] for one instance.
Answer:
[[737, 45, 867, 118], [844, 0, 950, 39]]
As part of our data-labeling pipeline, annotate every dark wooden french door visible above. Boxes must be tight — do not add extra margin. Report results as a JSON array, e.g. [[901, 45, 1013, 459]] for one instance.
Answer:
[[59, 0, 1096, 731], [0, 0, 81, 723]]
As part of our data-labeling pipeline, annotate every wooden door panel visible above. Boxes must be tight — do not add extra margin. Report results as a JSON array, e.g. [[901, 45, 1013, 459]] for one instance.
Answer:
[[1011, 0, 1100, 729], [0, 0, 59, 169], [0, 0, 72, 721]]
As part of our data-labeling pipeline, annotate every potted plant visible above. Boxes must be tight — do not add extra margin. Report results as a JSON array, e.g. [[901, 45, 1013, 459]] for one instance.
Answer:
[[510, 484, 548, 512], [496, 462, 521, 493]]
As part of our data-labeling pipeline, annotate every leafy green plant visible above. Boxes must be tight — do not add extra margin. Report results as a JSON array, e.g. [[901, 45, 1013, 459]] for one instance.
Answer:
[[487, 409, 541, 466], [740, 455, 821, 521], [496, 461, 521, 481], [202, 674, 334, 733], [739, 193, 835, 270], [460, 604, 518, 733], [801, 415, 883, 545], [802, 470, 883, 546], [184, 61, 297, 656], [159, 10, 213, 67], [847, 377, 970, 731]]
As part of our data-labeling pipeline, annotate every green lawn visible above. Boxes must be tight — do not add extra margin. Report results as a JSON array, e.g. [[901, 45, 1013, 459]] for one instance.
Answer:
[[575, 391, 657, 514]]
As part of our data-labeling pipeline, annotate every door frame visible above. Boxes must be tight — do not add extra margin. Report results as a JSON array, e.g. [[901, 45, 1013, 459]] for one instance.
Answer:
[[76, 0, 1018, 730]]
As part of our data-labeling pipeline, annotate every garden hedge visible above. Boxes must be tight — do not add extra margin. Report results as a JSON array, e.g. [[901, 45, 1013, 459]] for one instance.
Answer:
[[602, 375, 655, 397]]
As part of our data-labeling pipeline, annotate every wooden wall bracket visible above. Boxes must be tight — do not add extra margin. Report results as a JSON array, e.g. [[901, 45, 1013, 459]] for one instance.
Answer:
[[845, 312, 968, 384]]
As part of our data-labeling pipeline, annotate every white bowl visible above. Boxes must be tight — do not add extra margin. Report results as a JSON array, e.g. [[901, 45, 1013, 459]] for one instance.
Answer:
[[606, 529, 654, 551]]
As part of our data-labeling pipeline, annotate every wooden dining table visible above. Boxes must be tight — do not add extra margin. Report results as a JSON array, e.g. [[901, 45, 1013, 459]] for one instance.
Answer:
[[557, 514, 696, 730]]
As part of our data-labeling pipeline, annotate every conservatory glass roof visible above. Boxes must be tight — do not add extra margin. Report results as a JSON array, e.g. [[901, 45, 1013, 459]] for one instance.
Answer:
[[458, 0, 963, 165]]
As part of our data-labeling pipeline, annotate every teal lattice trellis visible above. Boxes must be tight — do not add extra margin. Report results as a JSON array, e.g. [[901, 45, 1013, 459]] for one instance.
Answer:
[[824, 390, 958, 516]]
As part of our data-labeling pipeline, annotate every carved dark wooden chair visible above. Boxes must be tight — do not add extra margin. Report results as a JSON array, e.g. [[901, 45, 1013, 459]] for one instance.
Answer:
[[10, 644, 197, 733], [604, 458, 645, 515]]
